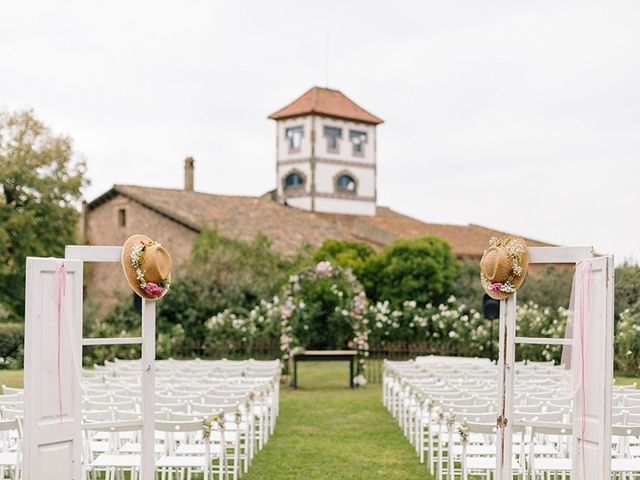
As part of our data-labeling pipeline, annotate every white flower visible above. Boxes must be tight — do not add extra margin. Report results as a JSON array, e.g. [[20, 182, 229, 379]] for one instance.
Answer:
[[353, 374, 367, 386]]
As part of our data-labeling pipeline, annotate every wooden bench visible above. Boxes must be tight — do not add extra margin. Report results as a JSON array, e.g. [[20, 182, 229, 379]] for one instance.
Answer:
[[292, 350, 358, 389]]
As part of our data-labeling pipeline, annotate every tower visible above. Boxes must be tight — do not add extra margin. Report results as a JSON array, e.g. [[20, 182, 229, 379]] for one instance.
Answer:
[[269, 87, 383, 216]]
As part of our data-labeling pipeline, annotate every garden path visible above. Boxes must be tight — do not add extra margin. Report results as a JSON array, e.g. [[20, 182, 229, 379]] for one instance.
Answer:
[[244, 361, 430, 480]]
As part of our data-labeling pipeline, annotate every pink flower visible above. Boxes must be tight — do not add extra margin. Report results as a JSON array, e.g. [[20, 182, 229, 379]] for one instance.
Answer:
[[488, 282, 503, 292], [144, 282, 164, 297]]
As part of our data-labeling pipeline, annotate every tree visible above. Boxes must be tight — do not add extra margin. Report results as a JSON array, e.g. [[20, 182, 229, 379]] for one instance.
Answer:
[[453, 256, 485, 311], [312, 239, 375, 277], [362, 236, 459, 305], [0, 110, 87, 320], [157, 228, 306, 354], [517, 265, 573, 309], [615, 262, 640, 317]]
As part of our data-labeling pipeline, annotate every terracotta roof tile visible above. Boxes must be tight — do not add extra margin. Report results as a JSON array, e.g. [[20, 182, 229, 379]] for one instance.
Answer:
[[88, 185, 554, 257], [269, 87, 384, 125]]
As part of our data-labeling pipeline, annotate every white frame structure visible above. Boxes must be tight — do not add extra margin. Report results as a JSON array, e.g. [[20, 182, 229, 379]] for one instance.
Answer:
[[495, 246, 614, 479], [65, 245, 156, 480]]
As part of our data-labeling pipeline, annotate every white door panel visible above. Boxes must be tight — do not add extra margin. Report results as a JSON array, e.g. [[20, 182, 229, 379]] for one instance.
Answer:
[[23, 257, 83, 480], [572, 256, 613, 479]]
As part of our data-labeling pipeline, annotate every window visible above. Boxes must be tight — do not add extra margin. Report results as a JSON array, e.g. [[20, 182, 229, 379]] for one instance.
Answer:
[[118, 208, 126, 227], [350, 130, 367, 156], [285, 126, 304, 152], [323, 126, 342, 153], [336, 174, 357, 194], [284, 171, 305, 189]]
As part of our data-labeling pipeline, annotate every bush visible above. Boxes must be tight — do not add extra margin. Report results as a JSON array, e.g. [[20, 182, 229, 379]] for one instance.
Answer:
[[313, 239, 375, 278], [0, 323, 24, 369], [517, 266, 573, 309], [615, 262, 640, 317], [614, 305, 640, 375], [452, 257, 485, 312], [362, 236, 458, 306]]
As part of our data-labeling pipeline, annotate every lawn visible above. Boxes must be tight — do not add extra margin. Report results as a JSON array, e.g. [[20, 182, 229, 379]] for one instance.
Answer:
[[243, 362, 428, 480], [0, 370, 23, 388]]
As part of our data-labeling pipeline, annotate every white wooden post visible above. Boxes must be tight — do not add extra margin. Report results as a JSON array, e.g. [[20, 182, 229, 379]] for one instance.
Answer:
[[495, 293, 516, 478], [140, 299, 156, 479], [23, 258, 83, 480]]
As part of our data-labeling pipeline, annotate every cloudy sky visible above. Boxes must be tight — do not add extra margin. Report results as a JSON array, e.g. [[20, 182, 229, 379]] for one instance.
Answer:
[[2, 1, 639, 261]]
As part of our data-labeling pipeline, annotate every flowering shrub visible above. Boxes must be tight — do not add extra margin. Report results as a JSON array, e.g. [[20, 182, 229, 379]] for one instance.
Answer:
[[205, 298, 282, 349], [203, 282, 577, 385], [514, 302, 568, 362], [615, 307, 640, 375]]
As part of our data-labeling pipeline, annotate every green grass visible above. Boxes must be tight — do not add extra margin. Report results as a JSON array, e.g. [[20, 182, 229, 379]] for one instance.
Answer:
[[0, 370, 23, 388], [615, 376, 640, 387], [244, 362, 428, 480]]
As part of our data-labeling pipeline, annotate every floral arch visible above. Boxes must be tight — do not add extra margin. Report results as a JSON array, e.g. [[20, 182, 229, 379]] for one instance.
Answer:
[[279, 261, 369, 385]]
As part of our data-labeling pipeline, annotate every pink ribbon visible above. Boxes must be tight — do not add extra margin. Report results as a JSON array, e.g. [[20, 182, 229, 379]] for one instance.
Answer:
[[55, 261, 66, 422], [577, 260, 591, 475]]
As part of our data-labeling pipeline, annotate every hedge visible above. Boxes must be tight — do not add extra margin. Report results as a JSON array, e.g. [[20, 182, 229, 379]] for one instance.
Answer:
[[0, 323, 24, 369]]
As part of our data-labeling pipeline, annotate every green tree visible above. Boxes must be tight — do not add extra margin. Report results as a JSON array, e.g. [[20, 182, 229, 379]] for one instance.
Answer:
[[362, 236, 459, 305], [312, 239, 375, 277], [516, 265, 573, 309], [453, 256, 485, 311], [615, 262, 640, 317], [0, 110, 87, 320]]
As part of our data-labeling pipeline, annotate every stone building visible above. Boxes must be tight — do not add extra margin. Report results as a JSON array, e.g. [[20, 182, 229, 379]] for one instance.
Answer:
[[84, 87, 552, 307]]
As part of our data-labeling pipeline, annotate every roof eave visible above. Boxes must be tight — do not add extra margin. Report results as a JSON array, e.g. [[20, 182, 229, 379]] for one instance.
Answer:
[[268, 111, 384, 125], [86, 185, 201, 233]]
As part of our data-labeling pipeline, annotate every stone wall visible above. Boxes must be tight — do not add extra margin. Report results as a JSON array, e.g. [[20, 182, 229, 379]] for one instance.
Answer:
[[85, 193, 198, 309]]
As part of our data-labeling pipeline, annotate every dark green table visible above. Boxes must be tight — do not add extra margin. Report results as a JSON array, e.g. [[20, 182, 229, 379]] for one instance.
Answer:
[[292, 350, 358, 389]]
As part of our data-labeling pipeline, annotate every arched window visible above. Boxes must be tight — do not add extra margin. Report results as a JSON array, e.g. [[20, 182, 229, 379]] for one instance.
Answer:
[[336, 174, 357, 194], [284, 171, 305, 189]]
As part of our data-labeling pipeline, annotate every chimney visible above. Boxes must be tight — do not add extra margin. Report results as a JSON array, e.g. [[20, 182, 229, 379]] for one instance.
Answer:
[[184, 157, 194, 191]]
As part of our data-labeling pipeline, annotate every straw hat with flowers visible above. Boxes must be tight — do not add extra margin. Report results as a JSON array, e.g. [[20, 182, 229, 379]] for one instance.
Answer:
[[480, 236, 529, 300], [121, 234, 172, 300]]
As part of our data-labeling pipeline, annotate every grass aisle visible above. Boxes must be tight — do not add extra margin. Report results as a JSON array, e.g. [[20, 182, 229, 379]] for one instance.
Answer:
[[245, 362, 429, 480]]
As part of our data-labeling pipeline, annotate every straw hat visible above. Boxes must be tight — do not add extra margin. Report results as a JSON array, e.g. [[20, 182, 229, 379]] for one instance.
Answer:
[[480, 236, 529, 300], [121, 234, 172, 301]]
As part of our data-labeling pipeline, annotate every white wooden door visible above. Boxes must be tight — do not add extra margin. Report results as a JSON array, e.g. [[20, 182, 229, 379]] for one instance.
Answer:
[[572, 256, 613, 478], [23, 257, 83, 480]]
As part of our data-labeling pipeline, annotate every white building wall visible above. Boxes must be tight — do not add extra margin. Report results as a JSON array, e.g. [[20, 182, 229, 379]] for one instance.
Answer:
[[314, 116, 376, 165], [277, 116, 313, 161], [285, 196, 312, 210], [315, 197, 376, 216], [315, 163, 375, 198]]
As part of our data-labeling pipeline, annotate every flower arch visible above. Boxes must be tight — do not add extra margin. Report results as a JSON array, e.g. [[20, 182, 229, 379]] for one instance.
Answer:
[[279, 261, 369, 385]]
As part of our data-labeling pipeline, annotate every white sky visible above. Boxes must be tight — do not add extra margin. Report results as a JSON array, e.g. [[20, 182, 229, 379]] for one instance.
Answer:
[[2, 1, 638, 261]]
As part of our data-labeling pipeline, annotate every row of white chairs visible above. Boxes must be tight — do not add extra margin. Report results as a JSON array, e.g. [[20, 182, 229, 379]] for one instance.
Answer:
[[0, 357, 281, 480], [384, 355, 640, 479]]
